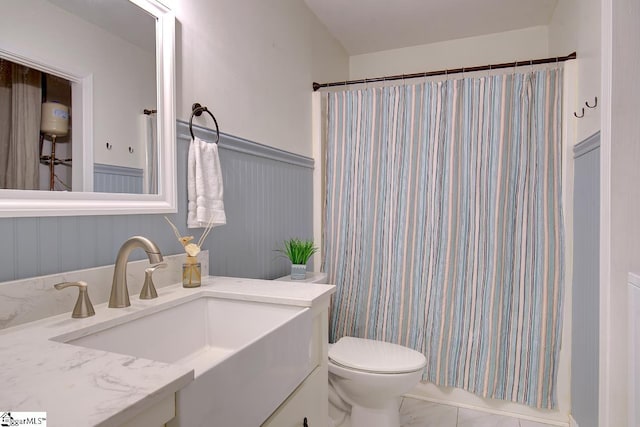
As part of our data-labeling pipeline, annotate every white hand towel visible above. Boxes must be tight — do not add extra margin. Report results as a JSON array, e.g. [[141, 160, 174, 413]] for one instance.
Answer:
[[187, 136, 226, 228]]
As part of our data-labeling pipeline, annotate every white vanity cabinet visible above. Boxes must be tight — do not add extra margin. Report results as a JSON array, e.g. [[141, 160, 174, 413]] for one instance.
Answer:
[[0, 275, 334, 427], [262, 307, 330, 427], [120, 396, 175, 427], [262, 367, 327, 427]]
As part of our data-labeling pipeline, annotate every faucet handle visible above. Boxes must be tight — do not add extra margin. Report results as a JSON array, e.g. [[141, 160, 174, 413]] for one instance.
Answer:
[[54, 281, 96, 318], [140, 263, 167, 300]]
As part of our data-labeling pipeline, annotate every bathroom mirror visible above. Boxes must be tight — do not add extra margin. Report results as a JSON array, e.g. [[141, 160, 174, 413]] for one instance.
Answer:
[[0, 0, 176, 217]]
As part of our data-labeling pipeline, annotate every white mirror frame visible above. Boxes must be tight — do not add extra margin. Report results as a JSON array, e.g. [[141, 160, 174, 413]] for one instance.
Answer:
[[0, 0, 176, 218]]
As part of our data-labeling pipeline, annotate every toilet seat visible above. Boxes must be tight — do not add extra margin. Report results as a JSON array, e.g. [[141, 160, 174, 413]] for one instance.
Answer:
[[329, 337, 426, 374]]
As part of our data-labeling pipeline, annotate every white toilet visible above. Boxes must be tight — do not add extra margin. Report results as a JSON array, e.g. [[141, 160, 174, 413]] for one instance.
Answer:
[[275, 273, 426, 427], [328, 336, 427, 427]]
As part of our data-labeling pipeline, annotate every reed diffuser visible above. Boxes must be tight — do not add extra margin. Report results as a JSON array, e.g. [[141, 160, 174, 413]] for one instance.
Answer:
[[164, 216, 215, 288]]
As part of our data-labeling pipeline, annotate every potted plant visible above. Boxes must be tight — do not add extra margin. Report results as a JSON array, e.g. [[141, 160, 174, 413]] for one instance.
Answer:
[[276, 238, 318, 280]]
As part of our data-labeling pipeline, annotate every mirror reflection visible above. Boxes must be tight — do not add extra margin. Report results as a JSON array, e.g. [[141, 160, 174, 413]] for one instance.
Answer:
[[1, 59, 72, 191], [0, 0, 158, 194]]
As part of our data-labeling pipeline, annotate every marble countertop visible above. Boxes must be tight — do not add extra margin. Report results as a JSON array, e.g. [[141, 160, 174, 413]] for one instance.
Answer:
[[0, 276, 335, 427]]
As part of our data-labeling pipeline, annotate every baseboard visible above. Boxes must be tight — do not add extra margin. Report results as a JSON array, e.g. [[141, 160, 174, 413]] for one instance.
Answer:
[[569, 414, 579, 427], [403, 392, 570, 427]]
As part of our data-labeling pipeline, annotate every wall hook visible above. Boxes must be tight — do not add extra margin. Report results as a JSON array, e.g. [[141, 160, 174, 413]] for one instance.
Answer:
[[106, 142, 112, 150], [585, 96, 598, 109], [128, 147, 134, 154], [574, 108, 585, 119]]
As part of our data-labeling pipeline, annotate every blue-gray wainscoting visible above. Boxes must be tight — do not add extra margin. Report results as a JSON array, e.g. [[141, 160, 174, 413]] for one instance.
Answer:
[[571, 131, 600, 427], [0, 120, 313, 282], [94, 163, 144, 194]]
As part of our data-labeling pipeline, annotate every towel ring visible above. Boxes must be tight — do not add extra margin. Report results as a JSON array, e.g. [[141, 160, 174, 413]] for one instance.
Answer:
[[189, 103, 220, 143]]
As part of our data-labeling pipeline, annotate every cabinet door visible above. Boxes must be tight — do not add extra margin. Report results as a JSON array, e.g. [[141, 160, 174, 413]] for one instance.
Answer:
[[262, 366, 327, 427], [120, 394, 174, 427]]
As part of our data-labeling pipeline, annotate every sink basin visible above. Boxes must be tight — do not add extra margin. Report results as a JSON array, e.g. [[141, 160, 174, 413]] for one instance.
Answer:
[[54, 296, 314, 426]]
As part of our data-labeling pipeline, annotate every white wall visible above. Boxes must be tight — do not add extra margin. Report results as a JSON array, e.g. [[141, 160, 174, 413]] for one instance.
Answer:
[[175, 0, 349, 157], [547, 1, 603, 426], [1, 0, 349, 173], [0, 0, 156, 170], [349, 26, 549, 80], [600, 0, 640, 425], [548, 0, 601, 142]]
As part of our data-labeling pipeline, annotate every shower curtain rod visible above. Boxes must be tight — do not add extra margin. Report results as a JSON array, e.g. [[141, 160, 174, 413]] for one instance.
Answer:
[[312, 51, 576, 91]]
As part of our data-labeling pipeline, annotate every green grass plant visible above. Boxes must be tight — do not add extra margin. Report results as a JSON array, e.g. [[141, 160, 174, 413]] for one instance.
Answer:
[[276, 238, 318, 265]]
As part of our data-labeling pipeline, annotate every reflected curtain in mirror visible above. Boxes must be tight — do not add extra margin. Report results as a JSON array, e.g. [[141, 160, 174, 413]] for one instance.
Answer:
[[0, 59, 41, 190], [144, 112, 158, 194]]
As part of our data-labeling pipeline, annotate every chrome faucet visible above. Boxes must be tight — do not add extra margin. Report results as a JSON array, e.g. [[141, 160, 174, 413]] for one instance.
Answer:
[[109, 236, 164, 308]]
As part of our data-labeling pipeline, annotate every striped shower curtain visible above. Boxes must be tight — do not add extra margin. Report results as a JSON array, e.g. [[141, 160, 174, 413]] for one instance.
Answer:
[[324, 68, 564, 409]]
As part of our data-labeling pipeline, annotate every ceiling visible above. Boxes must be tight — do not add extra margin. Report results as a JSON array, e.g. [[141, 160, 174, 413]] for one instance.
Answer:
[[304, 0, 558, 55]]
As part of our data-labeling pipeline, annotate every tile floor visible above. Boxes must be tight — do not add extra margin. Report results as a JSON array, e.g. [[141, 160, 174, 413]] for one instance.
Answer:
[[331, 397, 560, 427]]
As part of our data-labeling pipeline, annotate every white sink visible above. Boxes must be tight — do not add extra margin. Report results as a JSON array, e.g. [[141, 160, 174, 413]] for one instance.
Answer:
[[54, 296, 314, 426]]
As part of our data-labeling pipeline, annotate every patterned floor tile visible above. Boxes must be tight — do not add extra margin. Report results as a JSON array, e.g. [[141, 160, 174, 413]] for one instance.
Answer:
[[400, 398, 458, 427], [328, 395, 559, 427], [520, 420, 558, 427], [457, 407, 520, 427]]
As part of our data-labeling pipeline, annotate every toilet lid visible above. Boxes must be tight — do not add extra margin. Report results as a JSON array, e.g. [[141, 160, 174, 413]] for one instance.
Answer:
[[328, 337, 426, 374]]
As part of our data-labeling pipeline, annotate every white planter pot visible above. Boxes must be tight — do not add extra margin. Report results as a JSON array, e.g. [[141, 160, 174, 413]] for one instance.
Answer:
[[290, 264, 307, 280]]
